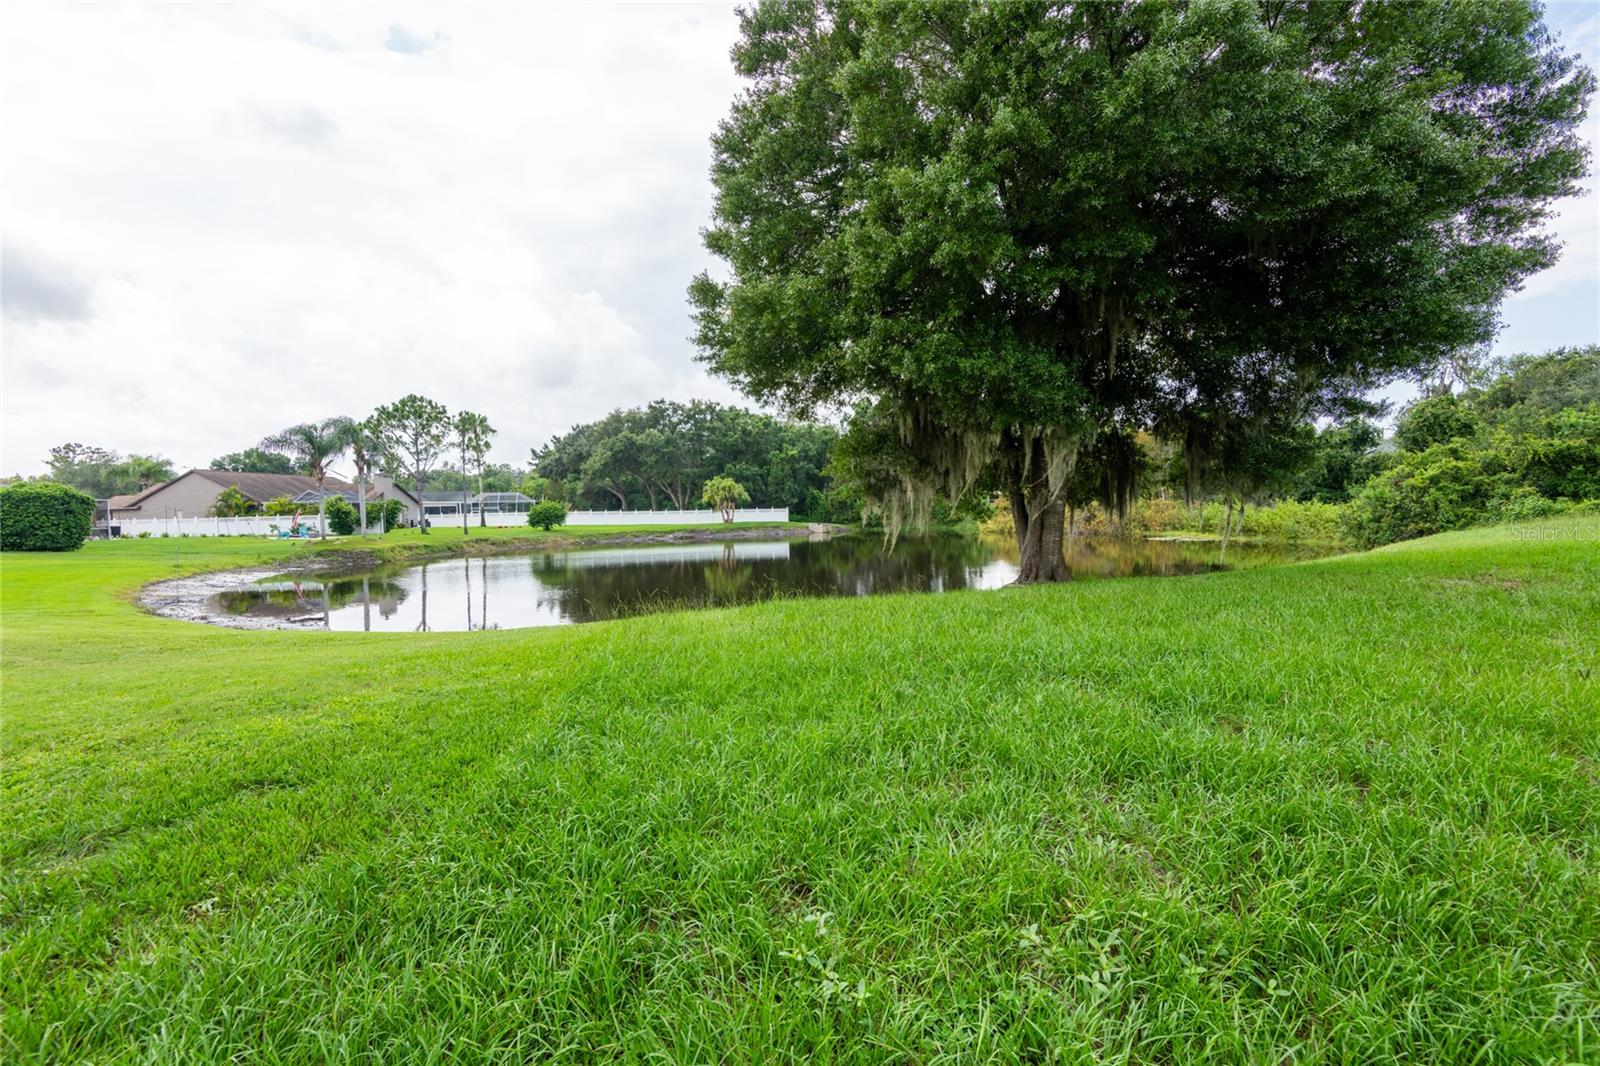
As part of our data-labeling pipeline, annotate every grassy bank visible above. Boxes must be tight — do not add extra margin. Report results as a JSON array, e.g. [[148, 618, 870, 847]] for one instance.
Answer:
[[3, 518, 1597, 1062]]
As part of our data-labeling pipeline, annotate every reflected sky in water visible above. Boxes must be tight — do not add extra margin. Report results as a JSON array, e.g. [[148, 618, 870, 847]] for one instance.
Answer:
[[211, 535, 1332, 632]]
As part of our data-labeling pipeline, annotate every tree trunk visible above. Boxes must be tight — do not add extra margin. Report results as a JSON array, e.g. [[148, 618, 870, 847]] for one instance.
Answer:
[[645, 482, 658, 511], [1219, 498, 1234, 561], [1008, 486, 1029, 555], [1015, 496, 1070, 583], [478, 471, 486, 527], [606, 485, 627, 509], [418, 563, 428, 630], [1006, 438, 1071, 584], [356, 471, 368, 535], [417, 473, 429, 534], [316, 477, 328, 539]]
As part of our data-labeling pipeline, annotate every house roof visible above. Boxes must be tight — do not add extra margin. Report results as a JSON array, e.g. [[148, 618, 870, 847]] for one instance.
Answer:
[[111, 470, 422, 510], [193, 470, 350, 501]]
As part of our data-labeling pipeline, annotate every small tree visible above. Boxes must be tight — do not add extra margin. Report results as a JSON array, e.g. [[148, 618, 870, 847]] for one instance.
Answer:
[[325, 497, 358, 536], [369, 395, 451, 535], [527, 500, 567, 530], [701, 475, 750, 523], [210, 485, 255, 517], [0, 481, 95, 551], [374, 498, 405, 533]]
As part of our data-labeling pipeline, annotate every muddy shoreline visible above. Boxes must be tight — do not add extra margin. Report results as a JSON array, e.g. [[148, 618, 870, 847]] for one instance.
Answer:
[[140, 524, 845, 630]]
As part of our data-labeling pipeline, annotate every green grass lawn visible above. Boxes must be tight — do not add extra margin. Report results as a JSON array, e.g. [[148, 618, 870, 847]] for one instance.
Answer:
[[3, 518, 1597, 1063]]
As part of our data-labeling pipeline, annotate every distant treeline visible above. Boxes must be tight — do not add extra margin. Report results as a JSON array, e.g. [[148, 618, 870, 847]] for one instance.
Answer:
[[531, 400, 847, 517]]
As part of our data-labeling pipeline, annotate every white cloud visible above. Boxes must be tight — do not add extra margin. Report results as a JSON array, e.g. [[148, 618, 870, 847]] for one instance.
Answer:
[[1, 1, 745, 474], [2, 3, 1595, 475]]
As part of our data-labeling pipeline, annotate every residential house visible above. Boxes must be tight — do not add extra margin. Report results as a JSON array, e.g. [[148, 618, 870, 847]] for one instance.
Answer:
[[107, 470, 421, 524], [418, 491, 535, 517]]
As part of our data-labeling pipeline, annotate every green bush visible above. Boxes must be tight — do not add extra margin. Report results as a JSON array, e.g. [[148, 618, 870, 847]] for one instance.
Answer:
[[325, 497, 358, 536], [0, 481, 95, 551], [1238, 500, 1346, 543], [371, 499, 405, 531], [527, 501, 567, 531]]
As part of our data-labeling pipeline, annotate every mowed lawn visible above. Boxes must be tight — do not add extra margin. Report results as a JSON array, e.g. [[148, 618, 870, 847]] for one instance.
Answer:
[[2, 520, 1597, 1063]]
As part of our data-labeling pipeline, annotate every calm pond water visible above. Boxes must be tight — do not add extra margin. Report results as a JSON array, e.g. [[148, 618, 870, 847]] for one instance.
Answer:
[[212, 535, 1335, 632]]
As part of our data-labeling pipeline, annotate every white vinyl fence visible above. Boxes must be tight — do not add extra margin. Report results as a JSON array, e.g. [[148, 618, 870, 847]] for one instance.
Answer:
[[110, 515, 302, 538], [444, 508, 789, 529], [564, 508, 789, 526], [107, 507, 790, 538]]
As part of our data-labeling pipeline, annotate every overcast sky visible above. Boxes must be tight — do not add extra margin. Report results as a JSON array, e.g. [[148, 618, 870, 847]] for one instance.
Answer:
[[3, 2, 1597, 478]]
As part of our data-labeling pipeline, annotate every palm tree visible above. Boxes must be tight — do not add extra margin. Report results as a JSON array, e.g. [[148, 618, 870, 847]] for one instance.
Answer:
[[261, 418, 352, 537], [452, 411, 494, 535], [345, 417, 379, 534]]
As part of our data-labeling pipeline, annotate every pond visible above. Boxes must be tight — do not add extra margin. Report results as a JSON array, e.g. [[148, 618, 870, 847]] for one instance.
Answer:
[[206, 534, 1337, 632]]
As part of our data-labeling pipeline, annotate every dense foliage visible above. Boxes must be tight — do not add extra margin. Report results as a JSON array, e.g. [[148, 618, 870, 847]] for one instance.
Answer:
[[0, 481, 95, 551], [1339, 348, 1600, 547], [692, 0, 1592, 580], [43, 444, 175, 499], [209, 448, 300, 475], [1291, 420, 1388, 504], [526, 500, 567, 531], [533, 401, 837, 515]]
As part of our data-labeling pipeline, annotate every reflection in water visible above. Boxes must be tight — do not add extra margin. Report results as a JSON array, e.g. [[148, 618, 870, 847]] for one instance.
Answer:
[[210, 535, 1333, 632]]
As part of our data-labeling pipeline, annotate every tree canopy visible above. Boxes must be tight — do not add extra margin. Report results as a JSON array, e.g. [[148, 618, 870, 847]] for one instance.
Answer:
[[691, 0, 1592, 580], [210, 447, 300, 475], [532, 400, 837, 513], [369, 395, 451, 532], [44, 444, 175, 499]]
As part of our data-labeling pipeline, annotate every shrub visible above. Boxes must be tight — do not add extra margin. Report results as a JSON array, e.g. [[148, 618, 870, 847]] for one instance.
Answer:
[[527, 501, 567, 531], [373, 499, 405, 531], [262, 496, 302, 516], [0, 481, 95, 551], [325, 497, 358, 536], [1127, 497, 1187, 535], [1487, 486, 1572, 523]]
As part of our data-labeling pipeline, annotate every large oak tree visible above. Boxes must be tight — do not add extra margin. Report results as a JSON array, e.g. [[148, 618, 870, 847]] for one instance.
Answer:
[[691, 0, 1592, 580]]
